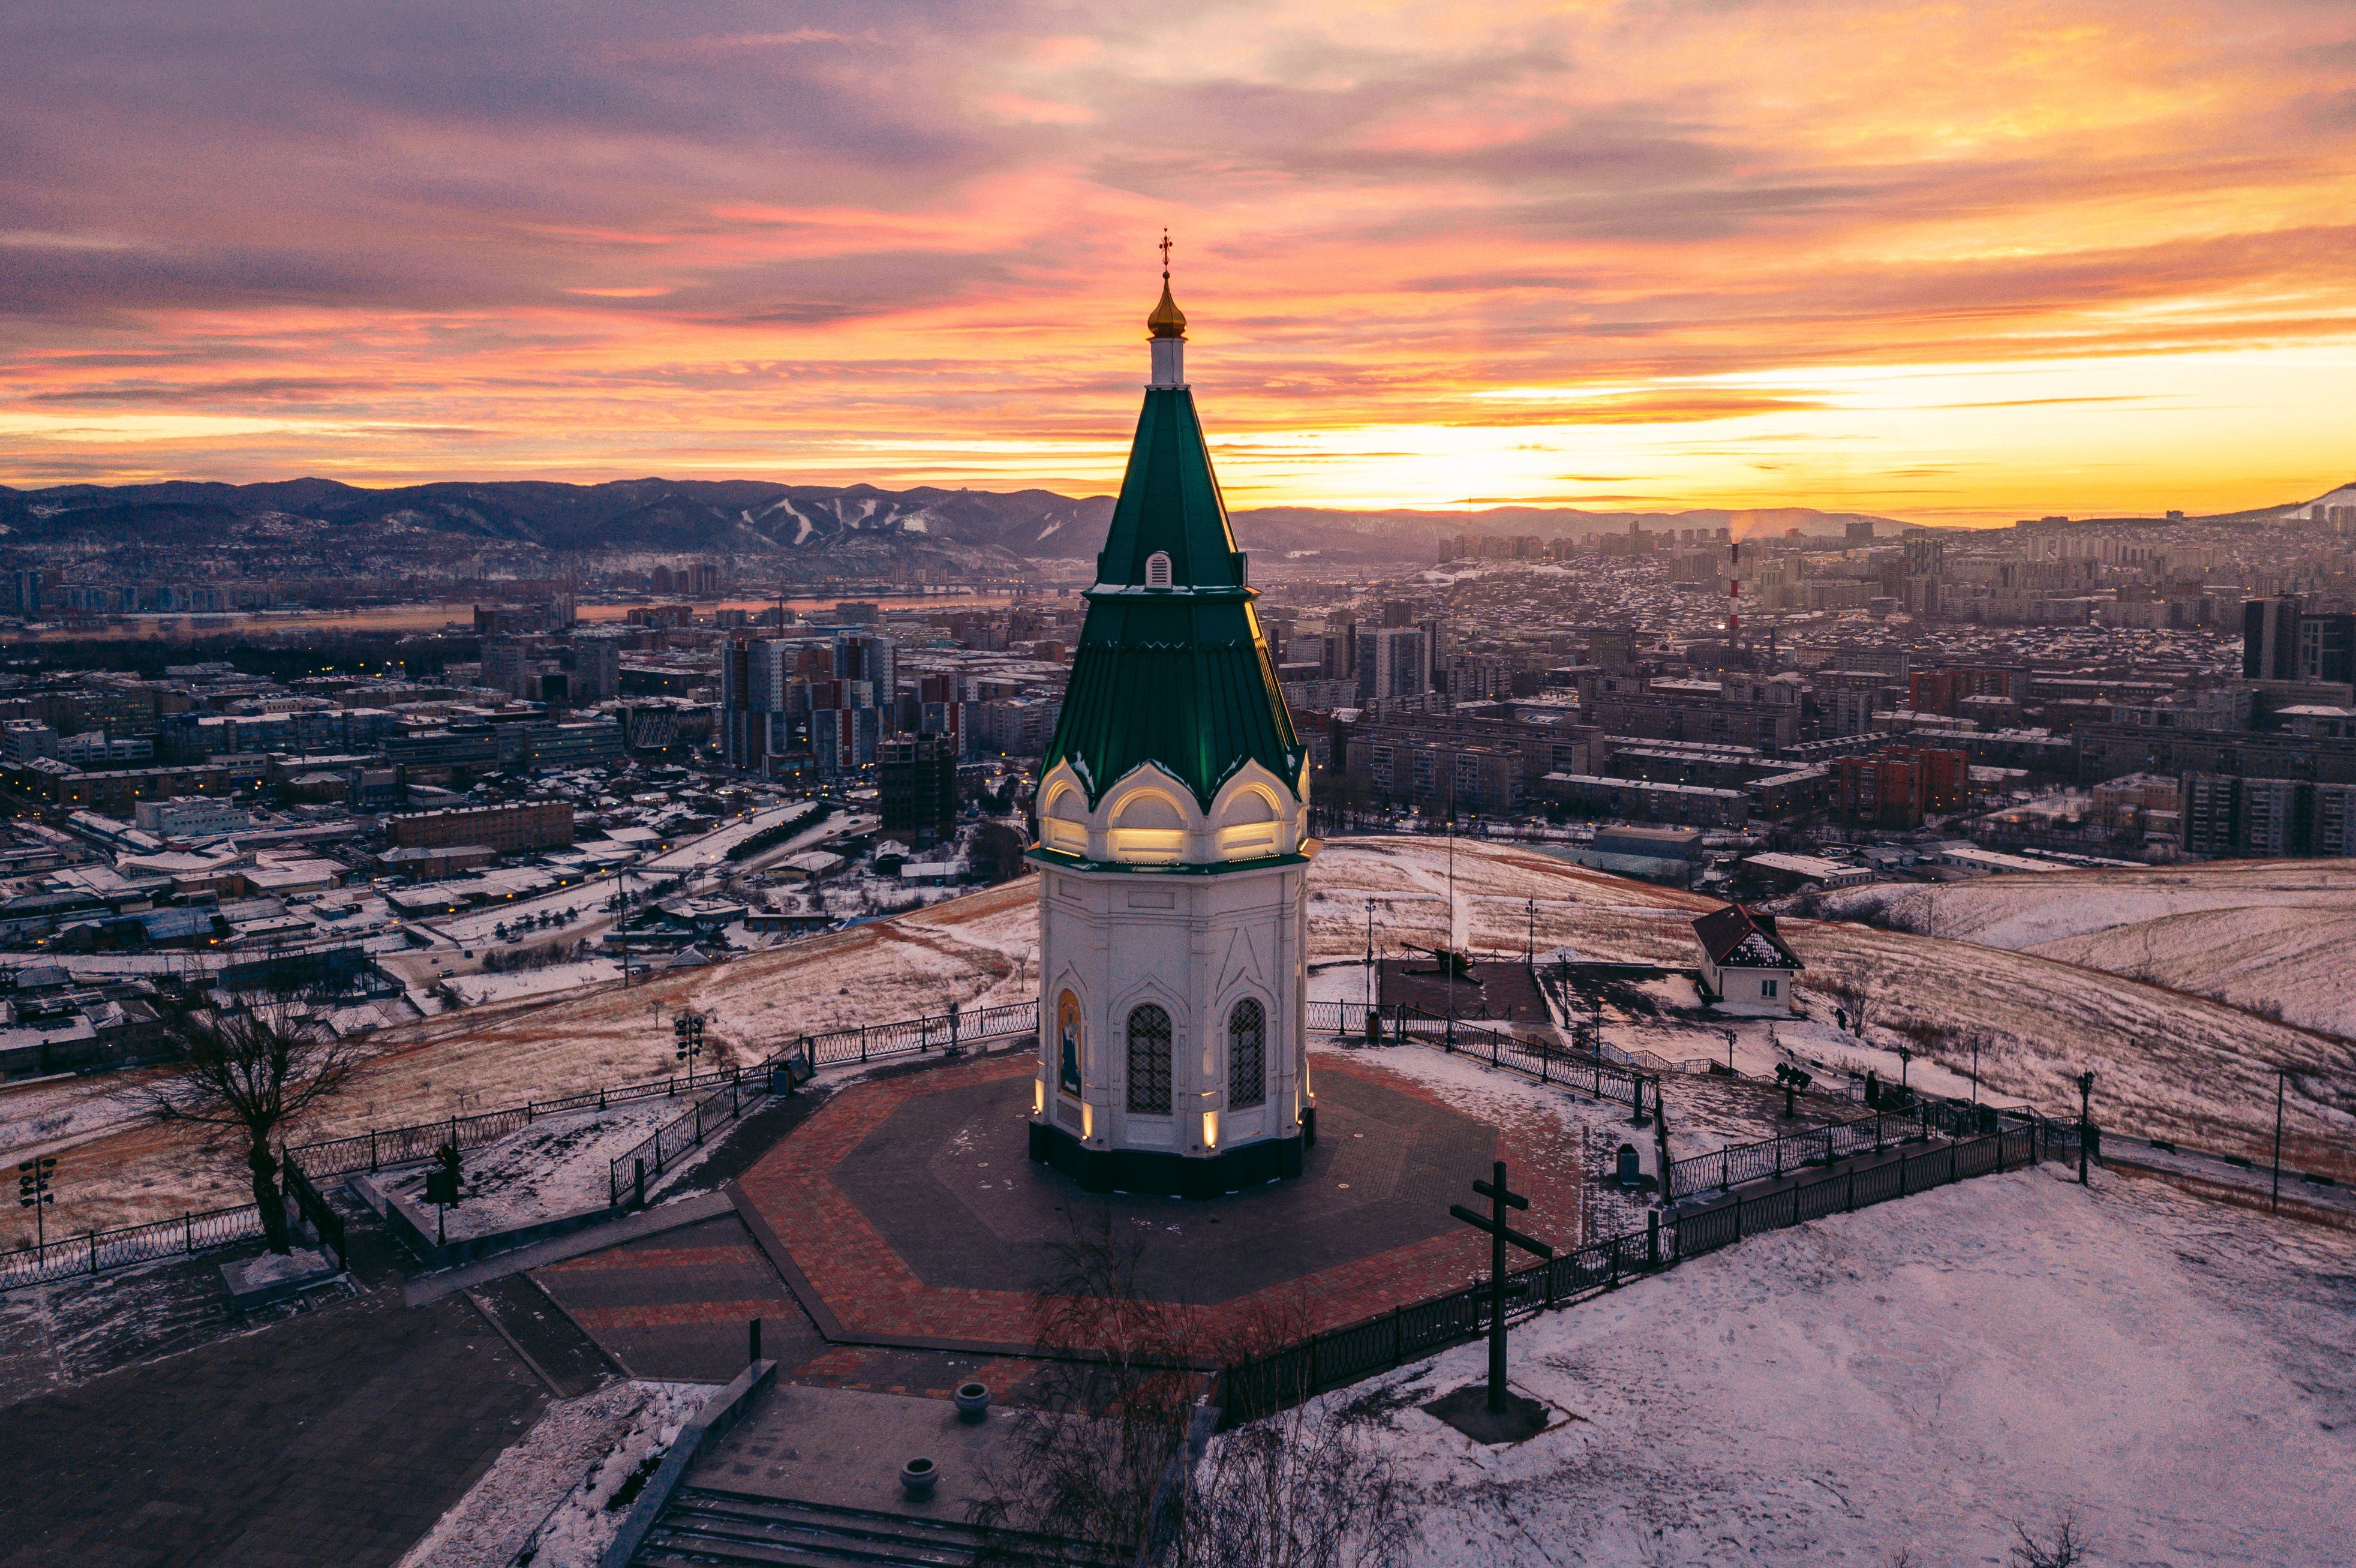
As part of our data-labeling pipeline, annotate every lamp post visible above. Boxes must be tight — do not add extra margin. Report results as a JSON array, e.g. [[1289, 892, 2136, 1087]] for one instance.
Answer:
[[1365, 898, 1375, 1016], [2272, 1069, 2286, 1215], [17, 1155, 55, 1253], [2075, 1069, 2095, 1185]]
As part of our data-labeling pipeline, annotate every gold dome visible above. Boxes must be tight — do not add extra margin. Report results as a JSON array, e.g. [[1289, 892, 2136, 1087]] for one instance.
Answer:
[[1147, 273, 1186, 339]]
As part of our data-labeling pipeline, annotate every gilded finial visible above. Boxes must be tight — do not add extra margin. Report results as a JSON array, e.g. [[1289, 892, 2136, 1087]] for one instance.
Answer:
[[1147, 229, 1186, 339]]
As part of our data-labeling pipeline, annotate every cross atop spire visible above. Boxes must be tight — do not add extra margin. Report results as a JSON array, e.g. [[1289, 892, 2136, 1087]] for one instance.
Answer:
[[1159, 228, 1173, 269]]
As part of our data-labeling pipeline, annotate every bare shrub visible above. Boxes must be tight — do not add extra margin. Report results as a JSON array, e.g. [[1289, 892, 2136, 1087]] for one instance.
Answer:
[[973, 1213, 1409, 1567], [2008, 1512, 2087, 1568]]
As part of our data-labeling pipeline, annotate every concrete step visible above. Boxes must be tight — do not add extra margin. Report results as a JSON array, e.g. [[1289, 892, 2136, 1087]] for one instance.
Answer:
[[635, 1487, 1116, 1568]]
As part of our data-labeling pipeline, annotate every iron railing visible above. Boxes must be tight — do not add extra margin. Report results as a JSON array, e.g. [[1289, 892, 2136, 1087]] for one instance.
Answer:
[[1668, 1098, 2033, 1196], [0, 1201, 265, 1290], [608, 1071, 761, 1209], [280, 1154, 345, 1270], [287, 1064, 750, 1177], [1219, 1120, 2038, 1425]]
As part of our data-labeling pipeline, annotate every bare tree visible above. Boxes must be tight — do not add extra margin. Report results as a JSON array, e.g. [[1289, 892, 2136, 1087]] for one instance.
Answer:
[[973, 1213, 1408, 1567], [138, 993, 367, 1254], [1816, 972, 1877, 1038], [972, 1213, 1204, 1563]]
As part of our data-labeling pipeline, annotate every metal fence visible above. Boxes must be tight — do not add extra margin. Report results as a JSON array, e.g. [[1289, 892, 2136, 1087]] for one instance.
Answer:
[[1306, 999, 1657, 1112], [1, 1201, 265, 1290], [608, 1072, 764, 1209], [280, 1154, 345, 1270], [1668, 1098, 2034, 1197], [287, 1064, 749, 1178], [782, 1001, 1036, 1070], [1219, 1119, 2039, 1425]]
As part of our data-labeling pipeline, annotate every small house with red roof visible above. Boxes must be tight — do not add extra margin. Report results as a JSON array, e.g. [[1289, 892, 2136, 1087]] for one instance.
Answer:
[[1692, 902, 1804, 1016]]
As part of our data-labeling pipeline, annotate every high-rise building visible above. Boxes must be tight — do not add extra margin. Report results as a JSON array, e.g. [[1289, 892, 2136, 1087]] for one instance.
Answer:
[[570, 635, 622, 702], [482, 636, 531, 698], [2243, 597, 2303, 681], [879, 734, 958, 843], [1357, 627, 1428, 705], [2297, 612, 2355, 685], [834, 632, 896, 704]]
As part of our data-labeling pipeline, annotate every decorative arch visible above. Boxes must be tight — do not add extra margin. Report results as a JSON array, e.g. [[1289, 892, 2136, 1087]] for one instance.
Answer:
[[1227, 997, 1266, 1109], [1126, 1004, 1173, 1115], [1042, 782, 1089, 854], [1110, 786, 1188, 863]]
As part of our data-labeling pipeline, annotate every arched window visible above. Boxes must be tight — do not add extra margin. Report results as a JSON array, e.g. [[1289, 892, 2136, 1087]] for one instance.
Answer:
[[1145, 551, 1172, 588], [1126, 1004, 1172, 1115], [1228, 998, 1266, 1109]]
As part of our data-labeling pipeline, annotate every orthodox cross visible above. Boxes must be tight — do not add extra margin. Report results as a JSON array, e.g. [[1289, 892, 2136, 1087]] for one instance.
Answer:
[[1159, 229, 1173, 270], [1449, 1160, 1553, 1414]]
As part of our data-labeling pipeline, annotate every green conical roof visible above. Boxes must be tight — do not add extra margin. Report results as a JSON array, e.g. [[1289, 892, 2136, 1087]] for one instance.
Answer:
[[1041, 386, 1303, 810]]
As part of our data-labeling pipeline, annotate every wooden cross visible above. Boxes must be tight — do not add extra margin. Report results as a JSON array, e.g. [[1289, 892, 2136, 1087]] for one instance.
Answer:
[[1449, 1160, 1553, 1414]]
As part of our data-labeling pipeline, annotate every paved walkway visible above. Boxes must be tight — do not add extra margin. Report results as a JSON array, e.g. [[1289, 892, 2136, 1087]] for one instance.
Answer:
[[0, 1285, 546, 1567], [729, 1049, 1589, 1354]]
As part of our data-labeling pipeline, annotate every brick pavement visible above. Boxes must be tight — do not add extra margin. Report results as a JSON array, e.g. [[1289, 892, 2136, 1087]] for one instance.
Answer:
[[533, 1213, 813, 1383], [732, 1049, 1592, 1354], [0, 1288, 546, 1568]]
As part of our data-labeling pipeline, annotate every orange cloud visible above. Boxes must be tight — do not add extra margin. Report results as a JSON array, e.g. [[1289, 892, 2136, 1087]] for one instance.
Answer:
[[0, 0, 2351, 522]]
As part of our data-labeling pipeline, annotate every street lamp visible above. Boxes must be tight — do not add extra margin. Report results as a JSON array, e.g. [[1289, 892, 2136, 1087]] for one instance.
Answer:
[[674, 1009, 705, 1070], [17, 1156, 55, 1254], [2075, 1069, 2096, 1185]]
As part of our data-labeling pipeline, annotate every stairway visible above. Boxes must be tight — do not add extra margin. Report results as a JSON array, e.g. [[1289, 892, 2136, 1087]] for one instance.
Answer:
[[630, 1487, 1123, 1567]]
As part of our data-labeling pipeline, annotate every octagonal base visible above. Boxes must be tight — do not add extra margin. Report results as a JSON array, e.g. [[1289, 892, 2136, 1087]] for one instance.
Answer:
[[1027, 1119, 1302, 1198]]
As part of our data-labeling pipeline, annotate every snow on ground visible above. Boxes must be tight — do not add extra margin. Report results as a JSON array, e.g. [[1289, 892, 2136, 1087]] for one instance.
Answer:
[[395, 1380, 708, 1568], [23, 840, 2354, 1240], [1323, 1163, 2356, 1567], [1815, 861, 2356, 1039], [443, 959, 623, 1009], [641, 803, 813, 873], [377, 1097, 686, 1235], [1782, 917, 2356, 1177]]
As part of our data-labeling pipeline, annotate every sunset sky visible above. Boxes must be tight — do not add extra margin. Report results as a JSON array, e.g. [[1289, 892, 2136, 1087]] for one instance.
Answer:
[[3, 0, 2353, 524]]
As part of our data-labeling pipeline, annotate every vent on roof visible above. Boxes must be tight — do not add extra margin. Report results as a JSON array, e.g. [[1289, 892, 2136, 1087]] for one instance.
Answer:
[[1146, 552, 1172, 588]]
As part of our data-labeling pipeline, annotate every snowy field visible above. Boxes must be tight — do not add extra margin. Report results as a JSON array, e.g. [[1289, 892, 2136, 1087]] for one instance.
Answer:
[[442, 958, 624, 1008], [1814, 861, 2356, 1039], [376, 1096, 686, 1236], [1326, 1162, 2356, 1567], [16, 840, 2354, 1242]]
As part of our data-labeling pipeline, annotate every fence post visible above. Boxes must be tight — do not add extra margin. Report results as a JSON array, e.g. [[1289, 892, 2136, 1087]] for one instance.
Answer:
[[600, 1086, 607, 1111], [1721, 1149, 1730, 1192], [370, 1130, 378, 1172], [861, 1024, 868, 1062], [695, 1103, 703, 1145], [1646, 1210, 1660, 1267], [1775, 1137, 1784, 1180], [1392, 1303, 1404, 1368], [1732, 1198, 1743, 1242], [89, 1231, 98, 1275], [185, 1213, 193, 1254], [1846, 1167, 1855, 1212], [1540, 1042, 1549, 1085]]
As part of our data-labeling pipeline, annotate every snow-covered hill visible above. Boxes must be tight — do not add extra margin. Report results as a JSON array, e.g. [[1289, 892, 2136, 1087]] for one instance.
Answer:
[[1812, 863, 2356, 1039], [1344, 1164, 2356, 1566]]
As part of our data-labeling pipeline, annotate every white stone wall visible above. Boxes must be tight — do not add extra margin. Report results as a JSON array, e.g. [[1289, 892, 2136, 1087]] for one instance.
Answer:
[[1032, 758, 1312, 1158]]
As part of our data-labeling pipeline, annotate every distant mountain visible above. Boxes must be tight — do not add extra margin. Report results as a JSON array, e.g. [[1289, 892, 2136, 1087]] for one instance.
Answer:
[[0, 477, 1913, 570]]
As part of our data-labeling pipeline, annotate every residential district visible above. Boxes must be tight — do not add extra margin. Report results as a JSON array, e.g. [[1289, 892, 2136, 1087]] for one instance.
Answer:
[[0, 482, 2351, 1083]]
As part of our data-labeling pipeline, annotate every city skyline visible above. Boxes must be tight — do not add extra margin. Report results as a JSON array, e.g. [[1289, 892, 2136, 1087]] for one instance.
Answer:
[[4, 0, 2354, 523]]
